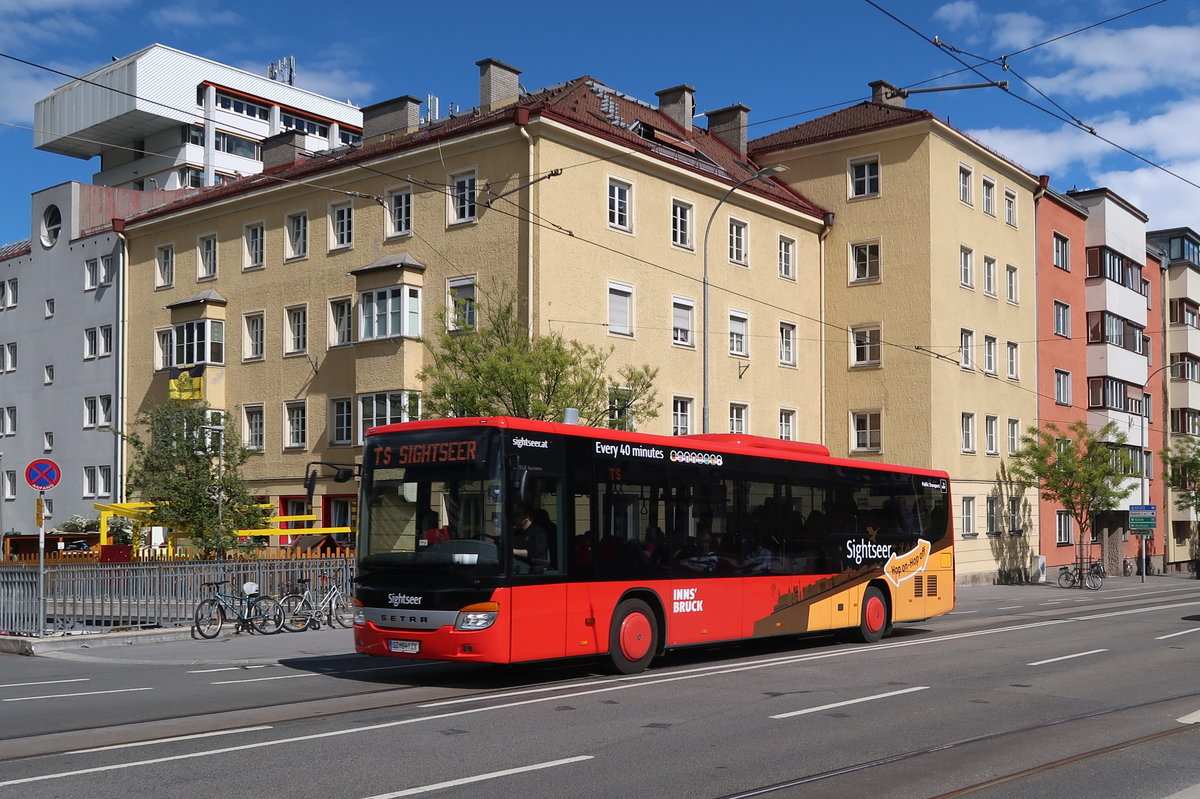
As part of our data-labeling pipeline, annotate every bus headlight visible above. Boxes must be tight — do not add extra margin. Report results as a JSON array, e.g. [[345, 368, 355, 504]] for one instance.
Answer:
[[454, 601, 500, 631]]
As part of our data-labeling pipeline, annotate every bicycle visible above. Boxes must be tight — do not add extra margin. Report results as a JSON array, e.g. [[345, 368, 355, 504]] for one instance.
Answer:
[[279, 571, 355, 632], [1057, 562, 1102, 590], [193, 580, 285, 638]]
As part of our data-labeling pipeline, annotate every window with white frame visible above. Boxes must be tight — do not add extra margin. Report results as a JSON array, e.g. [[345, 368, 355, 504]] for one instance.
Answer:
[[171, 319, 225, 366], [1055, 369, 1071, 405], [1054, 301, 1071, 337], [83, 466, 97, 497], [359, 391, 420, 440], [285, 401, 307, 448], [778, 236, 795, 279], [851, 241, 880, 282], [359, 285, 422, 340], [84, 327, 99, 359], [852, 325, 881, 367], [982, 178, 995, 216], [3, 471, 15, 500], [728, 219, 748, 265], [198, 234, 217, 279], [1008, 496, 1021, 532], [1, 406, 14, 436], [84, 258, 99, 290], [98, 465, 112, 497], [156, 245, 174, 287], [156, 330, 172, 370], [986, 496, 999, 535], [450, 171, 477, 223], [779, 322, 796, 366], [608, 179, 631, 231], [5, 342, 13, 371], [286, 212, 308, 259], [960, 329, 974, 369], [961, 496, 976, 536], [983, 336, 997, 375], [43, 431, 53, 451], [244, 223, 264, 269], [329, 298, 353, 346], [959, 165, 973, 204], [83, 396, 98, 428], [729, 311, 748, 356], [961, 412, 975, 452], [983, 256, 996, 296], [286, 306, 307, 354], [1008, 418, 1020, 454], [243, 313, 264, 360], [609, 386, 634, 431], [1004, 189, 1017, 226], [1056, 509, 1072, 545], [44, 298, 54, 318], [960, 246, 974, 287], [850, 157, 880, 198], [671, 397, 692, 436], [331, 202, 353, 248], [985, 415, 998, 454], [5, 279, 15, 308], [331, 397, 353, 445], [448, 277, 476, 331], [852, 410, 881, 452], [43, 365, 53, 385], [1006, 264, 1019, 303], [244, 404, 264, 450], [99, 255, 113, 286], [608, 282, 633, 337], [388, 187, 412, 237], [671, 200, 692, 248], [729, 403, 747, 434], [672, 298, 694, 346], [779, 409, 795, 441], [1053, 233, 1070, 270], [1007, 341, 1019, 379]]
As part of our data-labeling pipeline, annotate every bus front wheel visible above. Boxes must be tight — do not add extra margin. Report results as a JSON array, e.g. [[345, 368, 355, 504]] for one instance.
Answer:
[[608, 598, 658, 674], [854, 586, 889, 643]]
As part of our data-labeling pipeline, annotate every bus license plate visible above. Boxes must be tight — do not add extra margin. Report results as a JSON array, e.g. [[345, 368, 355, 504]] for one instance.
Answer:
[[389, 640, 420, 654]]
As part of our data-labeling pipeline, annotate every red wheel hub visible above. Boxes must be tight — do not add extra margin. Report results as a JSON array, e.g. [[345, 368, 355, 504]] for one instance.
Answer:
[[619, 612, 652, 661], [864, 595, 886, 634]]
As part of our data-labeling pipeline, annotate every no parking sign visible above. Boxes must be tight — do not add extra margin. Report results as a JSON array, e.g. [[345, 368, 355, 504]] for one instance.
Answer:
[[25, 459, 61, 490]]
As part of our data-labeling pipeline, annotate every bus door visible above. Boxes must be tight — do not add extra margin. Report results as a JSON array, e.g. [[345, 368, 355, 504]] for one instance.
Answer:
[[506, 456, 569, 662]]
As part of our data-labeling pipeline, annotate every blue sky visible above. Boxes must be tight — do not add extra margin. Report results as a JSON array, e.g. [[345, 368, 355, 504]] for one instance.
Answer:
[[1, 0, 1198, 246]]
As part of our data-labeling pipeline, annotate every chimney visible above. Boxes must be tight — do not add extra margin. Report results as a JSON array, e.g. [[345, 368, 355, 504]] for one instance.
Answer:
[[656, 84, 696, 134], [477, 58, 522, 111], [868, 80, 907, 108], [362, 95, 424, 142], [260, 130, 306, 171], [705, 104, 751, 156]]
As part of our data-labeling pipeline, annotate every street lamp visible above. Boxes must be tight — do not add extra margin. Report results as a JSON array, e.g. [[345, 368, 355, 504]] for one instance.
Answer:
[[701, 164, 788, 433], [199, 425, 225, 538]]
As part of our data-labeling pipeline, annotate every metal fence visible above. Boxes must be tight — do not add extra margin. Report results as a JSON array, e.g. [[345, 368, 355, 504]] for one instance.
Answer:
[[0, 557, 354, 638]]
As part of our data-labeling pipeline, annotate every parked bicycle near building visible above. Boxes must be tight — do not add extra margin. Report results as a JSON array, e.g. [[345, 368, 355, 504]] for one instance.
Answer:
[[279, 571, 354, 632], [1057, 561, 1103, 590], [193, 580, 285, 638]]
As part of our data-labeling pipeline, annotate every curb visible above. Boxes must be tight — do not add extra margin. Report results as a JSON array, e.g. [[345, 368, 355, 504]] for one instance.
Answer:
[[0, 625, 196, 656]]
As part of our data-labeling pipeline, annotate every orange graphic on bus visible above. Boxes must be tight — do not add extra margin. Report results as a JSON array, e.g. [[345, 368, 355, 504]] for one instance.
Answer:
[[883, 539, 931, 588]]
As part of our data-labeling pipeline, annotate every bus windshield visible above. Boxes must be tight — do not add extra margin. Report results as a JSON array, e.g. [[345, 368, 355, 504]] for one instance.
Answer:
[[358, 427, 503, 577]]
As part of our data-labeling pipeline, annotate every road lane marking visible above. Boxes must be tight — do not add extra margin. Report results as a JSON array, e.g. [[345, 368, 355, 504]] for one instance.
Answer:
[[187, 665, 271, 673], [949, 610, 978, 615], [1027, 649, 1108, 666], [0, 678, 89, 689], [1156, 627, 1200, 640], [996, 606, 1023, 610], [212, 663, 413, 684], [3, 687, 153, 702], [770, 686, 929, 719], [360, 756, 594, 798], [1178, 710, 1200, 724], [71, 726, 274, 753]]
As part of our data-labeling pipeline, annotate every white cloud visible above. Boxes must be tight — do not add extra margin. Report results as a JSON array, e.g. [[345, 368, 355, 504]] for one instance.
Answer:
[[966, 123, 1109, 176], [991, 12, 1047, 51], [295, 67, 373, 106], [1027, 26, 1200, 101], [1092, 160, 1200, 230], [932, 1, 982, 29], [0, 60, 77, 125], [149, 4, 239, 28]]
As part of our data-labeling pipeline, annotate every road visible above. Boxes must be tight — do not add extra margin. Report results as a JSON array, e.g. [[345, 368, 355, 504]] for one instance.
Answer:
[[2, 577, 1199, 798]]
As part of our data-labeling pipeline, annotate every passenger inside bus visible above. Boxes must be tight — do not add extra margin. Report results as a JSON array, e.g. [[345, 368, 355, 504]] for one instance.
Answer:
[[511, 502, 550, 572]]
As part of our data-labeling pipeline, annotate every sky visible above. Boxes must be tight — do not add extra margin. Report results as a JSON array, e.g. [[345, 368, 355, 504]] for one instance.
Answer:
[[1, 0, 1199, 246]]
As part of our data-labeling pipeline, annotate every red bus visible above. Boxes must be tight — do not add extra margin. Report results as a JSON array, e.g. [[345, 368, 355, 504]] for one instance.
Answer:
[[353, 417, 954, 673]]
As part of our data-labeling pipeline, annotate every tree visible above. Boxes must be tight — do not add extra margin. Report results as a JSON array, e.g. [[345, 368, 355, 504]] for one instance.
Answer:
[[123, 398, 269, 557], [1160, 437, 1200, 565], [1009, 420, 1134, 577], [418, 285, 660, 428]]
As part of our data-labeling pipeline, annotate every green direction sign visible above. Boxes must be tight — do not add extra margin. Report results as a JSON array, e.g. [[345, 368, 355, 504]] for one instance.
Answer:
[[1129, 504, 1156, 531]]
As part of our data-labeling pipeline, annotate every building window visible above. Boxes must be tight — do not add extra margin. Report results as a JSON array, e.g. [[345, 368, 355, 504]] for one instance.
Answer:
[[1008, 419, 1020, 454], [244, 313, 264, 360], [982, 178, 995, 216], [1055, 369, 1071, 405], [672, 298, 694, 346], [1007, 342, 1019, 379], [985, 415, 998, 455], [45, 298, 54, 318], [83, 466, 97, 498], [388, 188, 412, 237], [671, 397, 693, 436], [1006, 265, 1019, 303], [1004, 190, 1017, 226], [3, 471, 14, 500], [359, 286, 422, 340], [728, 219, 748, 265], [961, 496, 976, 537], [285, 401, 307, 449], [609, 387, 634, 431], [983, 336, 997, 375], [852, 411, 881, 452], [671, 200, 693, 248], [779, 409, 795, 441], [729, 403, 747, 434], [450, 170, 477, 223], [329, 298, 353, 346], [359, 391, 420, 441], [729, 311, 748, 356], [961, 412, 975, 453], [850, 157, 880, 198], [1, 406, 14, 436], [778, 236, 795, 279], [983, 256, 996, 296], [448, 277, 477, 331], [1008, 497, 1021, 532], [244, 405, 264, 450], [1053, 233, 1070, 270], [98, 465, 112, 497], [244, 223, 264, 269], [331, 203, 353, 249], [43, 431, 53, 452], [608, 282, 633, 337], [84, 327, 99, 359], [171, 319, 225, 366], [1054, 301, 1071, 337], [331, 398, 353, 445], [608, 179, 631, 231], [960, 329, 974, 369], [83, 396, 97, 428], [1056, 510, 1072, 545], [959, 165, 973, 205], [851, 325, 881, 367], [156, 245, 174, 287], [986, 496, 999, 535], [779, 322, 796, 366], [100, 256, 113, 286], [286, 212, 308, 259], [4, 279, 15, 308], [198, 234, 218, 279], [43, 365, 53, 385], [84, 259, 99, 290], [286, 306, 307, 354], [851, 241, 880, 282], [960, 246, 974, 288]]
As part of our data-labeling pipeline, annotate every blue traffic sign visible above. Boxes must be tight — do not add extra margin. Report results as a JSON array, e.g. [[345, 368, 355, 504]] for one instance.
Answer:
[[25, 459, 61, 490]]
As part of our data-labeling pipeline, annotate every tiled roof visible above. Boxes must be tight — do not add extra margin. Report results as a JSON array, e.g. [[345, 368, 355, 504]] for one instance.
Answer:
[[0, 239, 31, 261], [749, 102, 933, 154], [125, 76, 827, 226]]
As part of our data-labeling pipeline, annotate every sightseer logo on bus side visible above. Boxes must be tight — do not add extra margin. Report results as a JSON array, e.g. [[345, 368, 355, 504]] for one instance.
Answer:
[[388, 593, 423, 607], [844, 539, 934, 588], [512, 436, 550, 449]]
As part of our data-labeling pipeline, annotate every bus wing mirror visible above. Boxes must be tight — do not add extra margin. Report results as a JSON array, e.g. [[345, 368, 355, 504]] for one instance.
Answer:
[[304, 470, 318, 505], [333, 468, 354, 483]]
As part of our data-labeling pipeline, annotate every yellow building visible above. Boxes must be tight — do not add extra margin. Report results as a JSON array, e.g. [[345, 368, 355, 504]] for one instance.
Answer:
[[121, 60, 829, 536], [751, 82, 1042, 583]]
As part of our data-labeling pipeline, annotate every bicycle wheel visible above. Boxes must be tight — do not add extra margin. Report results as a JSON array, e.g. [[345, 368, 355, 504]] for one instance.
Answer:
[[194, 598, 223, 639], [1123, 559, 1134, 577], [280, 594, 314, 632], [249, 596, 284, 635], [1057, 568, 1076, 589], [1085, 571, 1103, 590], [331, 591, 355, 628]]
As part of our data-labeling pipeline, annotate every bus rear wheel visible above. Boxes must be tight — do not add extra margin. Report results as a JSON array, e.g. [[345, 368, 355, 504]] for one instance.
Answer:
[[608, 598, 658, 674], [854, 586, 889, 643]]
